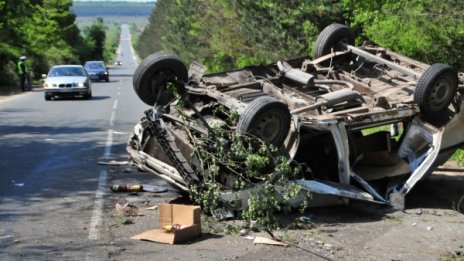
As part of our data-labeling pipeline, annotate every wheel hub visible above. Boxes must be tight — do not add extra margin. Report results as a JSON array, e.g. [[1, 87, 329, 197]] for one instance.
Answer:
[[252, 111, 282, 143], [429, 77, 452, 109]]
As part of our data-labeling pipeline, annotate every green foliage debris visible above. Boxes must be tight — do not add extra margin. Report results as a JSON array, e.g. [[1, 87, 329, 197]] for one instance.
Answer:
[[188, 124, 309, 230]]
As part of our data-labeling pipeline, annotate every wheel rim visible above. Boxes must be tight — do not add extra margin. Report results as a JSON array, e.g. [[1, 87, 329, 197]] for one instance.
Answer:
[[429, 76, 453, 110], [251, 110, 284, 143]]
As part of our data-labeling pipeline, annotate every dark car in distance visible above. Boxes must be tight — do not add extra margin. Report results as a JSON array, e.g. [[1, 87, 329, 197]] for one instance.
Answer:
[[84, 61, 109, 82]]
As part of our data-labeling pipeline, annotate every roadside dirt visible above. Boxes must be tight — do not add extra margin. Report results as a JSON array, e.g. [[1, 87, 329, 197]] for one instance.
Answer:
[[101, 160, 464, 261], [0, 85, 41, 102], [0, 86, 20, 101]]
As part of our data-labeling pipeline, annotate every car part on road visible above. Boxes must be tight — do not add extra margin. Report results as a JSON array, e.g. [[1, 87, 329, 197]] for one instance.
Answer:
[[110, 184, 168, 193], [97, 160, 130, 166], [115, 202, 139, 217]]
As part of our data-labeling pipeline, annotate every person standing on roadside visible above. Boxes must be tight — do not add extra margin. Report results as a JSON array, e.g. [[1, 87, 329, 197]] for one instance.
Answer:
[[18, 56, 29, 91]]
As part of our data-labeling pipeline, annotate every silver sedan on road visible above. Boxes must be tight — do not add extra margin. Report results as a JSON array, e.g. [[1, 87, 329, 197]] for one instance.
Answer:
[[43, 65, 92, 100]]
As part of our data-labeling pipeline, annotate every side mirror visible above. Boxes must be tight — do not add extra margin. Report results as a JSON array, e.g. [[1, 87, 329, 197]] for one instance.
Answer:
[[41, 74, 47, 78]]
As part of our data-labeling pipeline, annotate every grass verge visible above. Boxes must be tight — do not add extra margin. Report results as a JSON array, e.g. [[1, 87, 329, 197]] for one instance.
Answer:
[[0, 85, 21, 100]]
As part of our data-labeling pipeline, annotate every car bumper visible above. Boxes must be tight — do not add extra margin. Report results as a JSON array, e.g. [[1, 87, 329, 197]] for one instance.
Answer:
[[88, 74, 108, 81], [45, 87, 90, 96]]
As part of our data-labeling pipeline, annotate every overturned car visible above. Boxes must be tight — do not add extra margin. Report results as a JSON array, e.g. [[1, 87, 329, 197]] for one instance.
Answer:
[[127, 24, 464, 210]]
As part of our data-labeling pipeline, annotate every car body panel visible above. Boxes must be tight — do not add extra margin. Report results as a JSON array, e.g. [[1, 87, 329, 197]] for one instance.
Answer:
[[127, 32, 464, 210]]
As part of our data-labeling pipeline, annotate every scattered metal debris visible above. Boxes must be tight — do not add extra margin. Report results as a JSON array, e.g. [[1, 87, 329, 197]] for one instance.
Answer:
[[11, 181, 24, 187], [253, 236, 288, 247], [0, 235, 13, 240], [112, 131, 128, 135], [115, 202, 139, 217], [98, 160, 129, 166], [110, 184, 167, 193]]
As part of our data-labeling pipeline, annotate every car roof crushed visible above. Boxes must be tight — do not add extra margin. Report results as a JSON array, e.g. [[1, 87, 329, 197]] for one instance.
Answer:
[[127, 24, 464, 211]]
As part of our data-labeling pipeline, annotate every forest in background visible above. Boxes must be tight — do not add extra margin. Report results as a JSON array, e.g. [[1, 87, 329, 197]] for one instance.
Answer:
[[1, 0, 82, 85], [72, 1, 155, 65], [136, 0, 464, 73], [0, 0, 130, 86]]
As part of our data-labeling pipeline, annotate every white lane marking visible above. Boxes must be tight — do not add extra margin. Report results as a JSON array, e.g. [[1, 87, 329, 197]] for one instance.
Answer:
[[88, 170, 108, 240], [88, 27, 130, 241], [88, 129, 113, 240], [109, 111, 115, 126], [104, 129, 113, 157], [110, 98, 119, 126]]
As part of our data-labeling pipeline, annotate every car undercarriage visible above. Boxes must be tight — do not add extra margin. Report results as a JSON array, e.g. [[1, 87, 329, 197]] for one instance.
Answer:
[[127, 24, 464, 210]]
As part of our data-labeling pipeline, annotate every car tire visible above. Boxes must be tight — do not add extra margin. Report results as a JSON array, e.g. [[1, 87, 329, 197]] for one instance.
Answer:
[[237, 96, 291, 147], [106, 78, 109, 82], [133, 52, 188, 106], [414, 63, 458, 115], [83, 91, 92, 100], [45, 94, 51, 101], [314, 23, 355, 66]]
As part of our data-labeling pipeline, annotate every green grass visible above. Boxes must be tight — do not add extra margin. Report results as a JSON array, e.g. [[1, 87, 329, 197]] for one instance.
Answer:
[[451, 150, 464, 165], [360, 123, 403, 140]]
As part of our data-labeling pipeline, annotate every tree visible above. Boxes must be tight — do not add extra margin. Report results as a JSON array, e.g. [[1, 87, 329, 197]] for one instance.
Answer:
[[136, 0, 344, 72], [86, 17, 106, 61], [341, 0, 464, 68], [136, 0, 464, 73], [0, 0, 86, 85]]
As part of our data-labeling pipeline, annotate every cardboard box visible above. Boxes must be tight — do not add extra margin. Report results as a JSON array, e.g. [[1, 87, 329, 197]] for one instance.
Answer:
[[132, 204, 201, 244]]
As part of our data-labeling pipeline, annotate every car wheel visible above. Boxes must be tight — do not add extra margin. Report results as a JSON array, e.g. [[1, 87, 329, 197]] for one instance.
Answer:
[[133, 52, 188, 106], [414, 63, 458, 115], [84, 92, 92, 100], [237, 96, 291, 147], [44, 94, 51, 101], [106, 77, 109, 82], [314, 23, 355, 66]]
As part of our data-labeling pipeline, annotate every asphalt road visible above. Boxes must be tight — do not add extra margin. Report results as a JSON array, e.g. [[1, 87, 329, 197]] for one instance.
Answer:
[[0, 24, 151, 260]]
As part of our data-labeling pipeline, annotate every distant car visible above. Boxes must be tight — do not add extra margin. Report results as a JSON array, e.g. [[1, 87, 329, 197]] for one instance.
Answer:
[[84, 61, 109, 82], [43, 65, 92, 100], [115, 60, 122, 66]]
